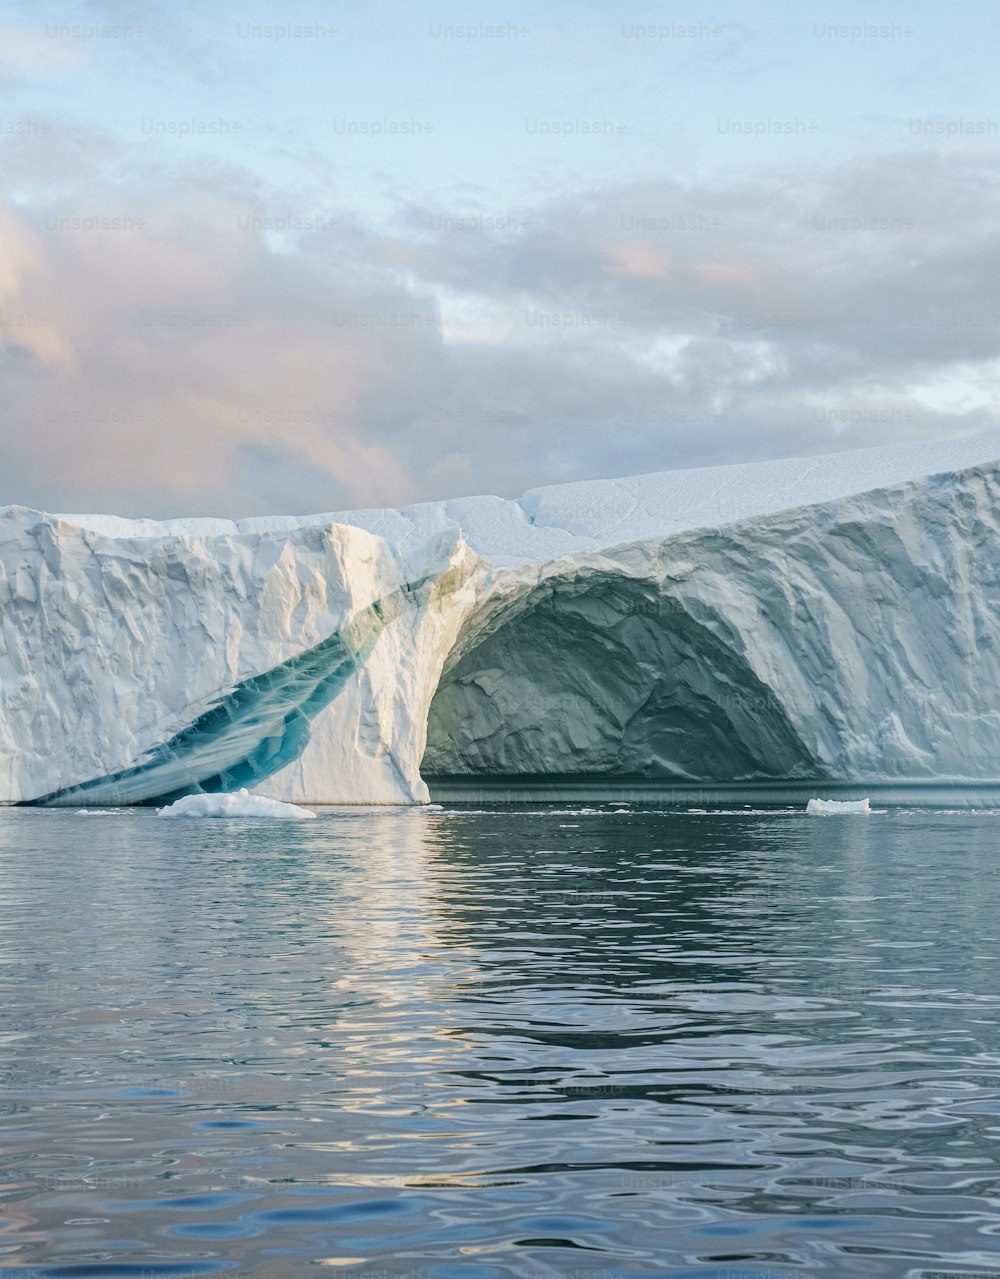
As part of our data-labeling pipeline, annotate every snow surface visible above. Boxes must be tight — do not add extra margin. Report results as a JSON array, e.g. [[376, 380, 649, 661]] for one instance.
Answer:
[[2, 431, 1000, 805], [53, 430, 1000, 558], [158, 788, 316, 819], [806, 797, 872, 815]]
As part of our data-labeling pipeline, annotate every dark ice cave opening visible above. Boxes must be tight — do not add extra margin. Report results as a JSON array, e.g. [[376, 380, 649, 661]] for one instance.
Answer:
[[423, 575, 821, 787]]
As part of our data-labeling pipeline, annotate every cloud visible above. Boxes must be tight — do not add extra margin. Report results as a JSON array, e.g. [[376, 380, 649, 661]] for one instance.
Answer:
[[604, 241, 673, 281], [1, 149, 999, 517], [0, 25, 88, 82], [0, 187, 432, 514]]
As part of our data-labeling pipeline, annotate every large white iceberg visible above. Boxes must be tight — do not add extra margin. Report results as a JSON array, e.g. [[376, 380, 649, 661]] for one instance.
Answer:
[[2, 431, 1000, 806]]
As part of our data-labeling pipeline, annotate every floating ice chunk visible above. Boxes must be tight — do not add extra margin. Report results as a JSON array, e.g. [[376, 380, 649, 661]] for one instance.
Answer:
[[806, 797, 871, 815], [158, 788, 317, 820]]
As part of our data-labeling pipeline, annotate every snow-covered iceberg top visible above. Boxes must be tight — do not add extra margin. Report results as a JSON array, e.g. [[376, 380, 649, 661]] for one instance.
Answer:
[[159, 789, 317, 820], [806, 797, 871, 815], [51, 430, 1000, 568]]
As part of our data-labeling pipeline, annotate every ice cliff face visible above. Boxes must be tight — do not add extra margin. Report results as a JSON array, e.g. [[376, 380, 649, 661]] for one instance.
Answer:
[[2, 432, 1000, 804], [0, 513, 482, 804]]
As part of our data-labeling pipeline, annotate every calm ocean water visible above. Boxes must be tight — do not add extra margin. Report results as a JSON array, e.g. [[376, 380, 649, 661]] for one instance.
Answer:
[[2, 803, 999, 1278]]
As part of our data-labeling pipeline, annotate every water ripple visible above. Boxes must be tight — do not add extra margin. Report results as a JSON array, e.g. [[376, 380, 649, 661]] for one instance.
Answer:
[[1, 804, 999, 1276]]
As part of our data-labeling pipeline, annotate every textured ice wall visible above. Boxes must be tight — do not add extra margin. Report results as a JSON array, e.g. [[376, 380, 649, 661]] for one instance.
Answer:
[[2, 432, 1000, 804], [0, 509, 482, 804], [424, 464, 1000, 784]]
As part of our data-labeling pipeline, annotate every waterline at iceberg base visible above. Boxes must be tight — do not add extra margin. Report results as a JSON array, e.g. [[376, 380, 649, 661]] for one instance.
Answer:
[[3, 432, 1000, 808]]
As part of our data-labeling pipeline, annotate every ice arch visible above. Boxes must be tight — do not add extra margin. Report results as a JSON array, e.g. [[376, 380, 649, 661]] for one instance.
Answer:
[[423, 573, 819, 783]]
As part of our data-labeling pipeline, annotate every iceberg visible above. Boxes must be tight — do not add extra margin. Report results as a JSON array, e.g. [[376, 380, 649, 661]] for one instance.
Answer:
[[2, 431, 1000, 806], [159, 788, 316, 820], [806, 797, 871, 815]]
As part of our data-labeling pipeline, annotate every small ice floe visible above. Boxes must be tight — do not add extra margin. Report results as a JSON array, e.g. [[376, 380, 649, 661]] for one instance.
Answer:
[[806, 797, 871, 815], [158, 788, 317, 820]]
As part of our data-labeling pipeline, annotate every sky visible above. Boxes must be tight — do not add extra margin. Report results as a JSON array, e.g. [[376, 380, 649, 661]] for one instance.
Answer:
[[1, 0, 999, 516]]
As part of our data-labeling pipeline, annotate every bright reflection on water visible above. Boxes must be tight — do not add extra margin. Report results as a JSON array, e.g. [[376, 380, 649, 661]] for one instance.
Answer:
[[2, 804, 1000, 1277]]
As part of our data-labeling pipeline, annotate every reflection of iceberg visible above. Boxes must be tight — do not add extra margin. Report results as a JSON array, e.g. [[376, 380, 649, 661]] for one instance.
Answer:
[[3, 432, 1000, 805]]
